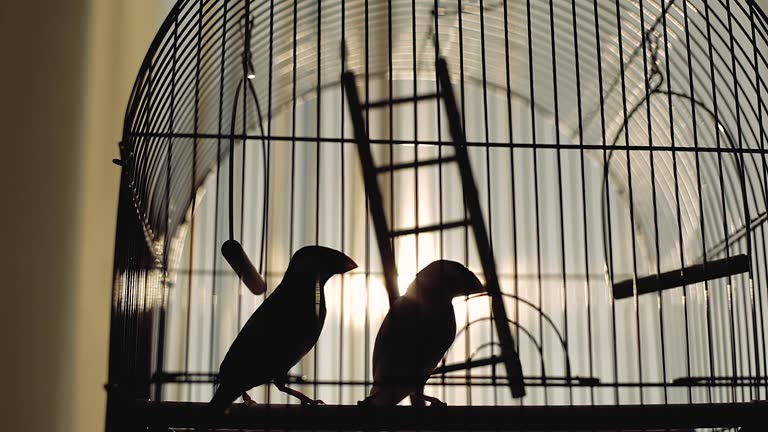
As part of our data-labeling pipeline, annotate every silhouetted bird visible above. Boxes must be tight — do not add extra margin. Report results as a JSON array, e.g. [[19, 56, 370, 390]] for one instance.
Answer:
[[209, 246, 357, 413], [360, 260, 484, 406]]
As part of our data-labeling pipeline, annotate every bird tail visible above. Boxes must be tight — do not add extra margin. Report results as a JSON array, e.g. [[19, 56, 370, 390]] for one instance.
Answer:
[[194, 383, 237, 432], [209, 384, 237, 416]]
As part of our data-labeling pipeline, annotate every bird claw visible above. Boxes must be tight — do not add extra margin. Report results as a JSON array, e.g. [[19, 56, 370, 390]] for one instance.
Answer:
[[240, 392, 258, 408], [417, 394, 447, 407], [302, 398, 325, 406]]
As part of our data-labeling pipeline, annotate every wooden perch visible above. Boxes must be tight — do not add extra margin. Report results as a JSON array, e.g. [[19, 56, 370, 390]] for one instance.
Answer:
[[432, 356, 504, 375], [222, 239, 267, 295], [613, 254, 749, 300], [130, 400, 765, 431]]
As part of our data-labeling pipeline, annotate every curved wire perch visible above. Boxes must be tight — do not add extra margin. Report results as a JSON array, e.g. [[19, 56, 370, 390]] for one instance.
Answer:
[[242, 13, 271, 280], [605, 88, 749, 256], [599, 52, 751, 289], [221, 14, 270, 296], [453, 292, 573, 381], [436, 318, 547, 387]]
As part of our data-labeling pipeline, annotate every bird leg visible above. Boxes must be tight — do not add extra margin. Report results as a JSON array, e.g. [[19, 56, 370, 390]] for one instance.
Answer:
[[413, 393, 447, 407], [241, 392, 258, 407], [274, 382, 325, 406], [410, 385, 426, 407]]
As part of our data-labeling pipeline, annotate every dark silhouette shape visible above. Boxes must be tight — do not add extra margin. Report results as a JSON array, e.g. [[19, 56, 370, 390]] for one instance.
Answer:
[[360, 260, 484, 406], [209, 246, 357, 414]]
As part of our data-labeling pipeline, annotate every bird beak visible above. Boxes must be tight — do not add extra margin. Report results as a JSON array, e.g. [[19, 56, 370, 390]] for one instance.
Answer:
[[337, 252, 358, 274], [465, 273, 485, 295]]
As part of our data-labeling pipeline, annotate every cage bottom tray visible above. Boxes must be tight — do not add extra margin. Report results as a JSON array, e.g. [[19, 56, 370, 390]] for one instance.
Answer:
[[131, 400, 766, 431]]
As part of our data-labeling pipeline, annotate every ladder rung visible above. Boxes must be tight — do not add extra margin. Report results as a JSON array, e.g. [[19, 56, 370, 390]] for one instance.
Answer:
[[376, 157, 457, 174], [390, 220, 470, 237], [362, 93, 440, 110]]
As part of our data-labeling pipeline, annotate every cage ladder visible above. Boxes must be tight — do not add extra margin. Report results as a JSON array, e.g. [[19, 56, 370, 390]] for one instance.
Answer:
[[342, 57, 526, 398]]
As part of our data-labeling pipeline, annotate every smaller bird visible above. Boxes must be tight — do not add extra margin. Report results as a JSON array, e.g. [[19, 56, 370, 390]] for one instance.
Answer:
[[360, 260, 485, 406], [209, 245, 357, 415]]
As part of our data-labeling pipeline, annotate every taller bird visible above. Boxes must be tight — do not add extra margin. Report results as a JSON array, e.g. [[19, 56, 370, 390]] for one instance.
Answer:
[[361, 260, 484, 406], [209, 246, 357, 413]]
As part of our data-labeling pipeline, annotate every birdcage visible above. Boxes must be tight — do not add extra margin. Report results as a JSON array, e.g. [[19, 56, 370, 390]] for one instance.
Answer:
[[107, 0, 768, 430]]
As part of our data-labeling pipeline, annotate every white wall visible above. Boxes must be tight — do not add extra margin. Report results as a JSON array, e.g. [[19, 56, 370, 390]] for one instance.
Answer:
[[0, 2, 86, 430], [0, 1, 170, 431], [74, 1, 172, 431]]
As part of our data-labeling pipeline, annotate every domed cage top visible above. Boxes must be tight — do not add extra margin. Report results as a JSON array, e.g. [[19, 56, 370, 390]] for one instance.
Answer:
[[108, 0, 768, 430]]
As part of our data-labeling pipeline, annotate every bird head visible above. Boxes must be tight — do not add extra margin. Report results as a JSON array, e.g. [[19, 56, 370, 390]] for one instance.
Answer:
[[288, 246, 358, 283], [407, 260, 485, 301]]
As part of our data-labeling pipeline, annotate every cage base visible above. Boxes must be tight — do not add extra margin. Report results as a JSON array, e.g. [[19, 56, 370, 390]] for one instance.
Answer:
[[131, 400, 766, 431]]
